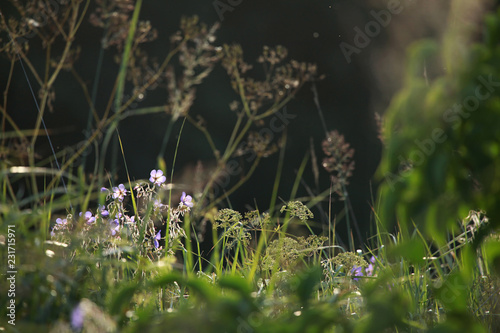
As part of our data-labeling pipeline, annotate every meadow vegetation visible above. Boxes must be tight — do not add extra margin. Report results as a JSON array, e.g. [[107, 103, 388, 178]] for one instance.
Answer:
[[0, 1, 499, 332]]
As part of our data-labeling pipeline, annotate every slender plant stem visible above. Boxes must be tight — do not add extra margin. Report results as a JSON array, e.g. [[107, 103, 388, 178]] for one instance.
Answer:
[[269, 131, 287, 215], [158, 118, 176, 160], [165, 117, 187, 247], [110, 0, 143, 174]]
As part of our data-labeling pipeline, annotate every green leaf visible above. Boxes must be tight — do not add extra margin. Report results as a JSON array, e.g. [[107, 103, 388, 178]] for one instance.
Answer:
[[218, 274, 252, 297], [433, 271, 468, 312], [108, 282, 139, 316], [387, 238, 426, 265], [294, 266, 322, 307]]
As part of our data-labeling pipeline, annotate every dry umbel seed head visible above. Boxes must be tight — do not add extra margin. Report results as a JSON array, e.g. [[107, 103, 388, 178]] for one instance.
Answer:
[[322, 130, 355, 199], [221, 44, 318, 116]]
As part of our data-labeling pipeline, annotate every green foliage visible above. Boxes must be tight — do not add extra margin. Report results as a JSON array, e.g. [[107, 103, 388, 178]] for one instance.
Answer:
[[280, 200, 314, 222], [330, 251, 368, 274], [2, 195, 499, 331], [262, 235, 326, 272], [377, 9, 500, 244], [214, 208, 243, 226]]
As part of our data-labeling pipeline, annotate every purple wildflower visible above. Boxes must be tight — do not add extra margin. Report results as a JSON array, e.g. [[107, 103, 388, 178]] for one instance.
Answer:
[[180, 192, 193, 208], [352, 256, 377, 281], [351, 266, 364, 281], [149, 169, 166, 186], [110, 220, 120, 236], [98, 204, 109, 217], [56, 218, 67, 226], [112, 184, 128, 202], [153, 230, 161, 249], [366, 256, 377, 276], [71, 303, 84, 330], [366, 263, 374, 276], [153, 199, 164, 210], [79, 211, 95, 225]]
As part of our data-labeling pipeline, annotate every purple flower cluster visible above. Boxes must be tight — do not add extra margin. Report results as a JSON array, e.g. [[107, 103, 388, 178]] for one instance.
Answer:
[[56, 218, 68, 226], [50, 169, 194, 252], [351, 256, 377, 281], [50, 218, 68, 237]]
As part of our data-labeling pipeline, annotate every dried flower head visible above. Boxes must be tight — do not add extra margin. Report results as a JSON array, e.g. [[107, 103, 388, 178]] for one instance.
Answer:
[[89, 0, 156, 51], [165, 16, 221, 120], [221, 44, 317, 115], [245, 131, 278, 157], [322, 130, 355, 199]]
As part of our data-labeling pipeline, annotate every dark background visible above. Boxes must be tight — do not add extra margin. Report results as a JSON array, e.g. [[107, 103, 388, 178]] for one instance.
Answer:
[[1, 0, 452, 244]]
